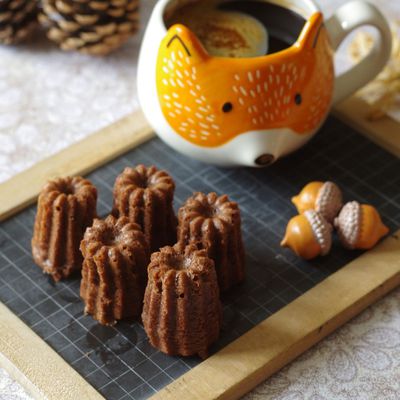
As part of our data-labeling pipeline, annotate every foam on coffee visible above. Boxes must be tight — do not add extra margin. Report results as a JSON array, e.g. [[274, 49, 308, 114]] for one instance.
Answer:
[[166, 0, 268, 58]]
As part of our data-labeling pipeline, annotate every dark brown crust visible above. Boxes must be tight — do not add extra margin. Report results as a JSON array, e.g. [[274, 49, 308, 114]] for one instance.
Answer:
[[80, 215, 149, 326], [142, 243, 222, 358], [112, 164, 177, 252], [177, 192, 245, 291], [31, 176, 97, 281]]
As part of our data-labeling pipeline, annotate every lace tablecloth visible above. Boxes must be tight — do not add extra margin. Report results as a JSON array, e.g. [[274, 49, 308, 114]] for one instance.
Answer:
[[1, 0, 399, 399]]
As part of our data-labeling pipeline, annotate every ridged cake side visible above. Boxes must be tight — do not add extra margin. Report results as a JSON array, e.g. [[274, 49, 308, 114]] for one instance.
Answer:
[[178, 192, 245, 291], [142, 243, 222, 358], [113, 164, 177, 252], [80, 215, 149, 325], [31, 176, 97, 281]]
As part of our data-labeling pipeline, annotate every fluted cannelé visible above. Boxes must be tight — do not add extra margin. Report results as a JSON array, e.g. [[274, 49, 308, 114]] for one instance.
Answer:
[[178, 192, 245, 291], [142, 243, 222, 358], [113, 164, 177, 252], [32, 176, 97, 281], [80, 215, 150, 325]]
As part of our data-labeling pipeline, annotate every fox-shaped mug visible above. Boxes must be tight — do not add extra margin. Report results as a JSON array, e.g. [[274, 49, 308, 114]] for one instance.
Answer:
[[138, 0, 391, 167]]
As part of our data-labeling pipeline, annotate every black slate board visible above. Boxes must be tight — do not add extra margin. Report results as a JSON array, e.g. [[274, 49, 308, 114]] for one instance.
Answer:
[[0, 116, 399, 400]]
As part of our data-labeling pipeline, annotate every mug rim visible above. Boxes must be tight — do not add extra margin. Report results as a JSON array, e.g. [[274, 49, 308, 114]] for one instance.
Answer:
[[160, 0, 320, 28], [155, 0, 321, 60]]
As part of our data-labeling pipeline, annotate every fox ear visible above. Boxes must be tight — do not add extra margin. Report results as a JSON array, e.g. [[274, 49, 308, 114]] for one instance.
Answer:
[[161, 24, 210, 64], [298, 12, 324, 49]]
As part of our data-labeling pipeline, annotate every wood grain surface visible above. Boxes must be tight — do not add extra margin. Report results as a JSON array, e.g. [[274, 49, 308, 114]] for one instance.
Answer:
[[334, 97, 400, 157]]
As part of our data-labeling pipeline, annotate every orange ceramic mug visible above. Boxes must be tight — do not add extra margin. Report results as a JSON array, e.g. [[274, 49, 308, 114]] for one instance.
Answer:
[[138, 0, 392, 167]]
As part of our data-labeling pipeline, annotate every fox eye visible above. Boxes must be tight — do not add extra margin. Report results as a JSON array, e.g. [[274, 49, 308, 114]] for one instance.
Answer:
[[222, 102, 233, 113], [294, 93, 302, 105]]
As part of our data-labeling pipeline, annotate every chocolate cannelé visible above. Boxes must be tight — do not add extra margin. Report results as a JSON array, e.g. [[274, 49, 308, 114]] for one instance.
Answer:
[[80, 215, 149, 325], [142, 243, 222, 358], [112, 164, 177, 252], [178, 192, 245, 291], [32, 176, 97, 281]]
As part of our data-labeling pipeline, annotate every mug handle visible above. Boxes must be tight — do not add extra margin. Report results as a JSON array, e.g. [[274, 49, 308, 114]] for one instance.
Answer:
[[325, 1, 392, 105]]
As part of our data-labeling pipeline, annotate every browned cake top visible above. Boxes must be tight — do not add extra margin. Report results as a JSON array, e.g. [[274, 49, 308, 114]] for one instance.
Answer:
[[114, 164, 175, 196], [179, 192, 240, 224], [41, 176, 97, 202], [80, 215, 148, 258], [148, 243, 215, 279]]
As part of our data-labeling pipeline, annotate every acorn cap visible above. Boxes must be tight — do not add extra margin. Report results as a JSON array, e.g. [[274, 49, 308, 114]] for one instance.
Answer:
[[334, 201, 389, 250], [315, 181, 343, 222], [334, 201, 360, 249], [292, 181, 343, 222], [281, 210, 332, 259], [304, 210, 332, 255]]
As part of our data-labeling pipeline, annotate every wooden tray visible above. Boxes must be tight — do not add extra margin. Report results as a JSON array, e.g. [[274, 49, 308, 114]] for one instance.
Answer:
[[0, 97, 399, 400]]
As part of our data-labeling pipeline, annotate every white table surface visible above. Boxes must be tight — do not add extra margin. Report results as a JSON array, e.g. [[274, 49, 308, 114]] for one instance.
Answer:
[[0, 1, 399, 399]]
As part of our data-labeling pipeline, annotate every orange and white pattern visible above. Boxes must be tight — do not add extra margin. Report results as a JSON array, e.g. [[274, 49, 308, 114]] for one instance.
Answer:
[[156, 13, 334, 147]]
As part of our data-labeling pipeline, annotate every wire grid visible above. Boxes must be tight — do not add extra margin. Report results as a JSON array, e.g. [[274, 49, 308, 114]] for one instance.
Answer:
[[0, 116, 399, 400]]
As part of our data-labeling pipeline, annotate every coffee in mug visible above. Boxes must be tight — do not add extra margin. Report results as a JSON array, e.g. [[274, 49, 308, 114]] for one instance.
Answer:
[[165, 0, 269, 58], [219, 0, 307, 53]]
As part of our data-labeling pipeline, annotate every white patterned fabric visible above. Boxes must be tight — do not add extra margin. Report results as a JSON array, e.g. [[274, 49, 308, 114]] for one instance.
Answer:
[[0, 368, 31, 400], [244, 288, 400, 400], [0, 0, 399, 399]]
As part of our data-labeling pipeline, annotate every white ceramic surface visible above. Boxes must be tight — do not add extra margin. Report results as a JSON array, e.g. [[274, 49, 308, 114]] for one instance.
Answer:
[[137, 0, 391, 167]]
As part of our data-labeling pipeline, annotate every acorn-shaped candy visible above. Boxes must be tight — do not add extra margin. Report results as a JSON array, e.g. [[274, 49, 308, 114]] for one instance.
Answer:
[[292, 181, 343, 222], [281, 210, 332, 260], [334, 201, 389, 250]]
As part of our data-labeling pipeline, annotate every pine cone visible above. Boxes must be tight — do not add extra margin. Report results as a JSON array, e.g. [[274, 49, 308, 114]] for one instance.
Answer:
[[39, 0, 139, 55], [0, 0, 38, 45]]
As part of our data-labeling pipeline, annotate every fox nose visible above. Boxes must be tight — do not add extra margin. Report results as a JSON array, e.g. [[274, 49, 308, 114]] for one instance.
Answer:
[[255, 153, 275, 166]]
